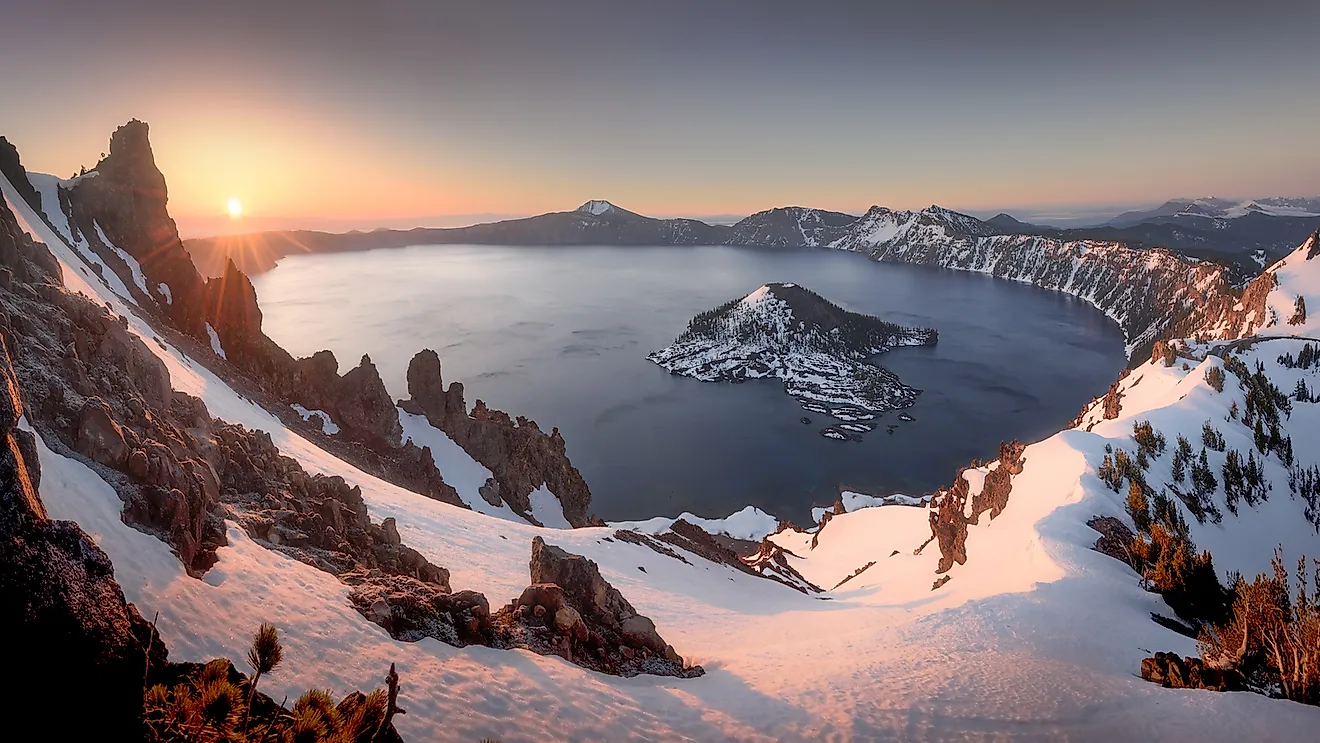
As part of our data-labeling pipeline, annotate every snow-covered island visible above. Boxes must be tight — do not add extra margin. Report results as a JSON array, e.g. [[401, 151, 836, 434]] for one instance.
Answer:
[[648, 283, 936, 438]]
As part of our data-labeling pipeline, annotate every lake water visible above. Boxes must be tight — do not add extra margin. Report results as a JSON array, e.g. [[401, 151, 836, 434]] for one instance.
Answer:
[[252, 244, 1127, 524]]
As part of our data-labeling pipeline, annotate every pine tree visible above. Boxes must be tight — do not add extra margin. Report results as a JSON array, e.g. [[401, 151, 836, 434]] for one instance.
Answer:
[[1288, 295, 1307, 326], [1127, 480, 1151, 533], [243, 623, 283, 731], [1223, 449, 1244, 514], [1172, 435, 1192, 483]]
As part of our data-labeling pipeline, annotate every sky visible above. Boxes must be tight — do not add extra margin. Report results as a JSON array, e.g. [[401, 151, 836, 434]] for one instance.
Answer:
[[2, 0, 1319, 237]]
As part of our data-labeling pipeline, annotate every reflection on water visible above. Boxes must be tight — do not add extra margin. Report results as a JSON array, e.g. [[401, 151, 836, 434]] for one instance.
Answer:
[[253, 244, 1126, 523]]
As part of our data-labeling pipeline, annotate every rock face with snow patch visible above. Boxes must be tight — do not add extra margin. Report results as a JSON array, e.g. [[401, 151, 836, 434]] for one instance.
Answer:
[[0, 335, 158, 741], [65, 120, 210, 328], [0, 188, 60, 285], [403, 349, 592, 526], [1, 243, 226, 570], [490, 537, 702, 678], [211, 422, 451, 583], [0, 136, 40, 214], [51, 123, 406, 451], [925, 440, 1027, 575], [723, 206, 857, 247], [649, 283, 935, 433]]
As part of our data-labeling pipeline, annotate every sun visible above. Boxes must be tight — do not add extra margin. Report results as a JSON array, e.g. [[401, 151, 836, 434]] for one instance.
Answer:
[[227, 197, 243, 217]]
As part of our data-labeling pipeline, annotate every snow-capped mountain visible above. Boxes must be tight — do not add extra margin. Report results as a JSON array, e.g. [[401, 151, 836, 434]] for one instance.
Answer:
[[1109, 196, 1320, 226], [187, 194, 1320, 300], [185, 199, 1304, 361], [798, 205, 1247, 360], [648, 283, 936, 438], [575, 199, 623, 216]]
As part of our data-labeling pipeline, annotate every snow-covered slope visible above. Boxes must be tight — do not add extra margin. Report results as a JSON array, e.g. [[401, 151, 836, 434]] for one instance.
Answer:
[[9, 156, 1320, 741], [612, 505, 781, 543], [1257, 230, 1320, 337]]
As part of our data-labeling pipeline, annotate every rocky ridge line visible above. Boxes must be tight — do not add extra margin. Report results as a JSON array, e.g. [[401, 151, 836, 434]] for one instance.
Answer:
[[400, 349, 593, 527], [2, 182, 690, 681], [21, 120, 589, 524]]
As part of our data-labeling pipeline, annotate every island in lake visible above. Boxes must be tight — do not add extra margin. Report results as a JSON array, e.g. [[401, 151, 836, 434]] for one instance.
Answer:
[[647, 283, 937, 440]]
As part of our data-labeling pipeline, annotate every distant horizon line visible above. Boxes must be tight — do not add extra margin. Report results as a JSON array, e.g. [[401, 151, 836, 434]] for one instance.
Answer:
[[171, 192, 1320, 241]]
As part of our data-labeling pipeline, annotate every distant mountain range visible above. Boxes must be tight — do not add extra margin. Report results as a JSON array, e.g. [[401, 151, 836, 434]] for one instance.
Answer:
[[184, 196, 1320, 283], [1105, 196, 1320, 226]]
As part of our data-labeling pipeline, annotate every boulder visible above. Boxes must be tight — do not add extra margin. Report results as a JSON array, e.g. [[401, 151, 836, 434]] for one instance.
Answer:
[[1088, 515, 1136, 563], [531, 536, 634, 621], [344, 570, 488, 646], [76, 398, 127, 467], [516, 582, 568, 615], [494, 538, 702, 678], [555, 605, 583, 635], [1140, 651, 1241, 692]]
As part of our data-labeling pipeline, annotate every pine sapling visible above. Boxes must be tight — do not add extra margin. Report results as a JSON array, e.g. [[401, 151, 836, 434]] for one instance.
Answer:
[[244, 623, 283, 731]]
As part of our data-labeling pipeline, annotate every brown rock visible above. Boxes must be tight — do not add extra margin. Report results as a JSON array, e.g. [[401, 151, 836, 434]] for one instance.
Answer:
[[516, 583, 567, 615], [0, 333, 156, 740], [127, 449, 150, 478], [1140, 651, 1241, 692], [76, 398, 127, 466], [618, 614, 667, 655], [530, 535, 633, 621], [1088, 516, 1136, 563], [404, 349, 593, 525], [381, 517, 402, 546], [491, 539, 701, 678], [554, 605, 582, 634]]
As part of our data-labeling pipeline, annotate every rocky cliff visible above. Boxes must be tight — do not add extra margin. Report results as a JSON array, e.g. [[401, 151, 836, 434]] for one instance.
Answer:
[[0, 322, 158, 741], [28, 123, 594, 524], [820, 206, 1265, 362], [402, 349, 593, 527], [34, 122, 402, 452]]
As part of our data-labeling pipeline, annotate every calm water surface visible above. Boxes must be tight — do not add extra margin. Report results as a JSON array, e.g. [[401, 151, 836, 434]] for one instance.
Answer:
[[252, 244, 1126, 523]]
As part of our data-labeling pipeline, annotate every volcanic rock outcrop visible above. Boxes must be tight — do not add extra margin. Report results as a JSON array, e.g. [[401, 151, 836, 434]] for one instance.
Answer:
[[648, 283, 936, 436], [342, 536, 702, 678], [490, 537, 701, 677], [0, 136, 40, 213], [52, 122, 403, 450], [402, 349, 593, 526], [926, 440, 1027, 575], [2, 226, 226, 570], [1140, 651, 1242, 692], [0, 334, 160, 741]]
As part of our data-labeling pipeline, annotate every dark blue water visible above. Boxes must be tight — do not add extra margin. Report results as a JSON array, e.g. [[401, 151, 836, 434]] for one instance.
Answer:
[[252, 244, 1126, 523]]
